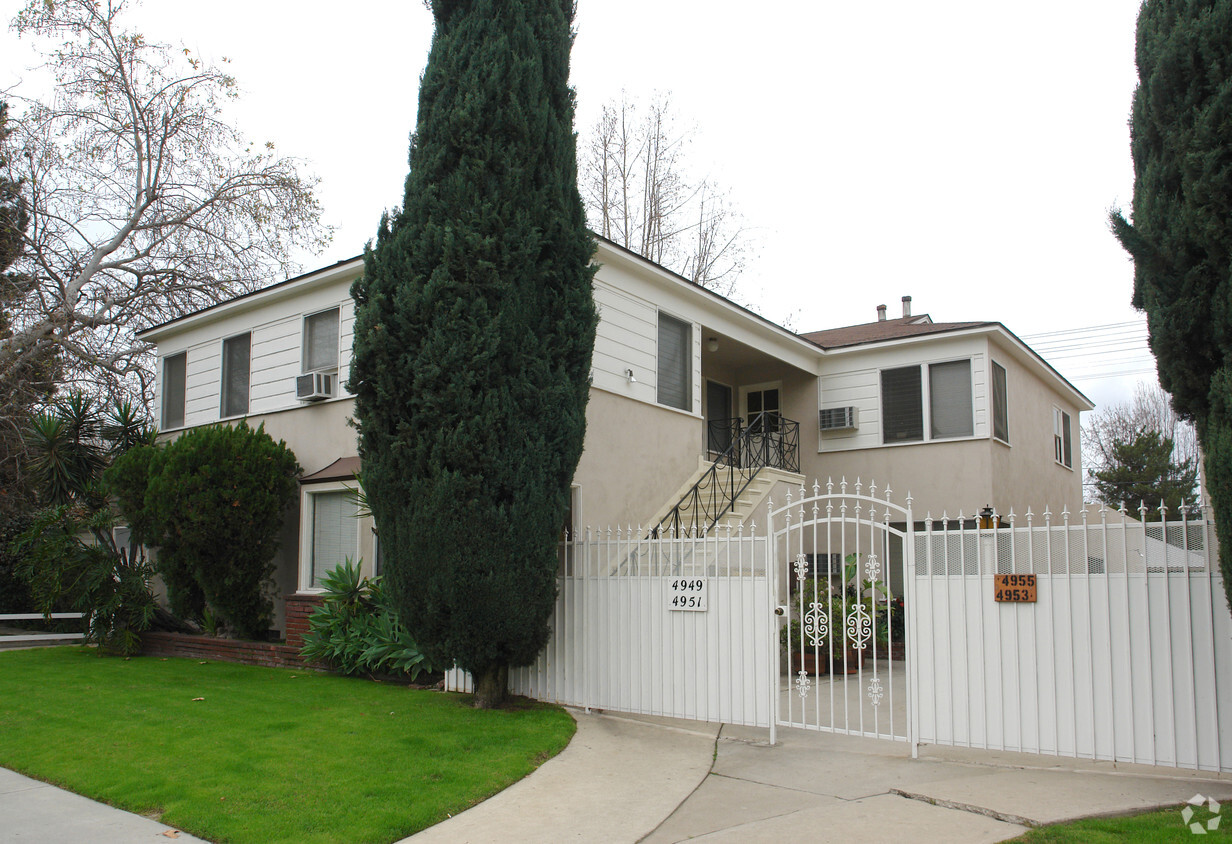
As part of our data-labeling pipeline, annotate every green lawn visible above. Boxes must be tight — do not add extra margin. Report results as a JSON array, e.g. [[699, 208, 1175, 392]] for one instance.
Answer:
[[1012, 804, 1230, 841], [0, 647, 576, 844]]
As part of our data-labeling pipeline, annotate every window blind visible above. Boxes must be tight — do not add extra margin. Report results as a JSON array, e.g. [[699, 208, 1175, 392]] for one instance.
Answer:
[[312, 491, 358, 588], [657, 313, 691, 411], [221, 334, 250, 417], [162, 352, 186, 429], [881, 366, 923, 442], [929, 360, 974, 438], [992, 362, 1009, 442], [304, 309, 339, 372]]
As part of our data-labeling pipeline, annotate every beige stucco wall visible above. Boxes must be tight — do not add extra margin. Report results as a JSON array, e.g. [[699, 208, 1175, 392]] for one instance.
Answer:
[[573, 387, 703, 529], [988, 338, 1086, 515], [807, 439, 995, 519]]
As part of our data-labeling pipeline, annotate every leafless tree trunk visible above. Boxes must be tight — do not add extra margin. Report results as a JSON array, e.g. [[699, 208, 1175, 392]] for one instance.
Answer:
[[579, 92, 749, 295]]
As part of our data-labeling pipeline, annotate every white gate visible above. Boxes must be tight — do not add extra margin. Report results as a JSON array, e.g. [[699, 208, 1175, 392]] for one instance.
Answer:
[[912, 502, 1232, 773], [769, 479, 914, 744]]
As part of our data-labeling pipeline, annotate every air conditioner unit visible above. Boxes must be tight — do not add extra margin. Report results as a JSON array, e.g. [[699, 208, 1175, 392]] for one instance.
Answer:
[[819, 406, 858, 431], [296, 372, 335, 402]]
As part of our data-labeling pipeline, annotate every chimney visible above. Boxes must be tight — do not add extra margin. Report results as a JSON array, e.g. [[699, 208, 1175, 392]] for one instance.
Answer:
[[876, 304, 887, 321], [902, 295, 912, 318]]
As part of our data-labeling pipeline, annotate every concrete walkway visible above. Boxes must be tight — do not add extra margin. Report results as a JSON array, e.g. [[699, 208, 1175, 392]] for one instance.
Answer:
[[6, 708, 1232, 843]]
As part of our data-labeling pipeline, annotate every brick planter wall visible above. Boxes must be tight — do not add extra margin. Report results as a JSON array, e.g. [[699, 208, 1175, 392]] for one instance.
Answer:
[[284, 593, 324, 652], [141, 631, 306, 668]]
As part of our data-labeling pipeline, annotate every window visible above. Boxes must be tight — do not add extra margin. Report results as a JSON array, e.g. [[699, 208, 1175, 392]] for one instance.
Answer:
[[309, 490, 358, 588], [657, 312, 691, 411], [881, 366, 924, 442], [928, 360, 973, 439], [162, 352, 187, 429], [881, 360, 974, 443], [992, 362, 1009, 443], [303, 308, 340, 373], [220, 333, 251, 418], [1053, 407, 1072, 468]]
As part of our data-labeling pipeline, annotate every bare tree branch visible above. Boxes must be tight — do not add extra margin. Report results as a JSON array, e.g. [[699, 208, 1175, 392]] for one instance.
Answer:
[[579, 92, 751, 296], [1, 0, 332, 412]]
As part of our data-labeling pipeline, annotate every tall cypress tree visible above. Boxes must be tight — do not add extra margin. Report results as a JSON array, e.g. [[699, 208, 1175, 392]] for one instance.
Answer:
[[1111, 0, 1232, 607], [349, 0, 596, 707]]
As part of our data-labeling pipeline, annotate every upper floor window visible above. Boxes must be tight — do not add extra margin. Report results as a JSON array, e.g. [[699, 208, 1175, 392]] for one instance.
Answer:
[[1053, 407, 1072, 468], [657, 312, 691, 411], [161, 352, 186, 429], [303, 308, 340, 373], [882, 360, 973, 443], [220, 333, 251, 418], [992, 361, 1009, 443]]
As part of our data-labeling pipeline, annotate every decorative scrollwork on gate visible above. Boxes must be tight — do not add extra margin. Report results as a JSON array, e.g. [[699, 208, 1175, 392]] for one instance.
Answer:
[[864, 554, 881, 582], [795, 669, 812, 700], [846, 602, 871, 650], [794, 553, 808, 583], [803, 602, 828, 648], [868, 675, 884, 707]]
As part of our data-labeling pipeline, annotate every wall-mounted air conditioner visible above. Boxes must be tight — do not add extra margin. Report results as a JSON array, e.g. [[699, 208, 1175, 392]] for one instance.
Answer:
[[296, 372, 335, 402], [819, 406, 858, 431]]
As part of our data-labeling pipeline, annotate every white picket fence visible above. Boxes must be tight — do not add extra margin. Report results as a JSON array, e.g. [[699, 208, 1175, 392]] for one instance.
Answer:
[[446, 496, 1232, 774]]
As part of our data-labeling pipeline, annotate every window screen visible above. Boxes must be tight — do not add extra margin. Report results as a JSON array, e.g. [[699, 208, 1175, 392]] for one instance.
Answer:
[[657, 313, 691, 411], [881, 366, 923, 443], [303, 308, 340, 372], [992, 362, 1009, 442], [311, 491, 358, 588], [162, 352, 186, 429], [929, 360, 973, 438], [221, 333, 251, 418]]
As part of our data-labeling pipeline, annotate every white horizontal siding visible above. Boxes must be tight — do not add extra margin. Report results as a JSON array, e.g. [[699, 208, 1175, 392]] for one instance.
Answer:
[[819, 336, 990, 452], [592, 282, 660, 404]]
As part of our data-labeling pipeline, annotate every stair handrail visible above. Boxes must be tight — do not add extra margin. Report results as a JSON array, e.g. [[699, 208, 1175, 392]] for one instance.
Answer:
[[650, 411, 799, 539]]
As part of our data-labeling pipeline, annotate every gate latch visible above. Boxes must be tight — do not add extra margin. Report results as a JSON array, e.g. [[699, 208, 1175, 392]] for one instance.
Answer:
[[774, 605, 787, 617]]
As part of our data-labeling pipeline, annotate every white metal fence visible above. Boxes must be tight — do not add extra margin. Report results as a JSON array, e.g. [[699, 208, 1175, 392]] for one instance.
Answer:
[[447, 527, 774, 726], [912, 503, 1231, 772], [445, 493, 1232, 774]]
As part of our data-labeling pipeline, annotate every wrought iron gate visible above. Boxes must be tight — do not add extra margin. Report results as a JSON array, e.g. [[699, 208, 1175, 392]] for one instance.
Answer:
[[769, 479, 915, 746]]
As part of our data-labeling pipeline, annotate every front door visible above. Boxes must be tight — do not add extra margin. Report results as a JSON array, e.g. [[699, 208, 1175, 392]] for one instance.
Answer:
[[743, 384, 781, 433], [706, 380, 734, 456]]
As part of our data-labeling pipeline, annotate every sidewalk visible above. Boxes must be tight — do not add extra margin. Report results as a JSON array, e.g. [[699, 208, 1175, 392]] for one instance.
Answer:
[[0, 767, 209, 843], [6, 708, 1231, 843]]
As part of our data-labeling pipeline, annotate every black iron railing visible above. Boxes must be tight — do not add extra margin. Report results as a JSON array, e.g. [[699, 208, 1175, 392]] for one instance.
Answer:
[[653, 412, 799, 538]]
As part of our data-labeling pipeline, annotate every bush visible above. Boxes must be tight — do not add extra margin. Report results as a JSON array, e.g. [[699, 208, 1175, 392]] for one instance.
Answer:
[[301, 560, 431, 681], [14, 506, 155, 655], [139, 422, 299, 640], [0, 512, 35, 613]]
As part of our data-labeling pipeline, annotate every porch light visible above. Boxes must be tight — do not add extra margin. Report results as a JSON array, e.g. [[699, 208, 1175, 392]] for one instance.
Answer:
[[979, 505, 997, 529], [625, 368, 637, 383], [707, 336, 719, 353]]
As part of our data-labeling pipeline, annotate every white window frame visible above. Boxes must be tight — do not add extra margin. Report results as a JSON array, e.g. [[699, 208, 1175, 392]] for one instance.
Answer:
[[161, 351, 187, 430], [880, 358, 975, 444], [220, 332, 252, 419], [1053, 407, 1073, 469], [302, 307, 341, 374], [298, 481, 363, 592]]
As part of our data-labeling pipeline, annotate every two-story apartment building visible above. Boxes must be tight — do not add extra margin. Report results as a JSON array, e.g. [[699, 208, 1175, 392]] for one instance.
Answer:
[[137, 237, 1092, 631]]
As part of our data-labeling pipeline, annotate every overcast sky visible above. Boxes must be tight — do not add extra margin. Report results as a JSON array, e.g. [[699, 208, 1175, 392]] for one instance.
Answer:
[[1, 1, 1153, 412]]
